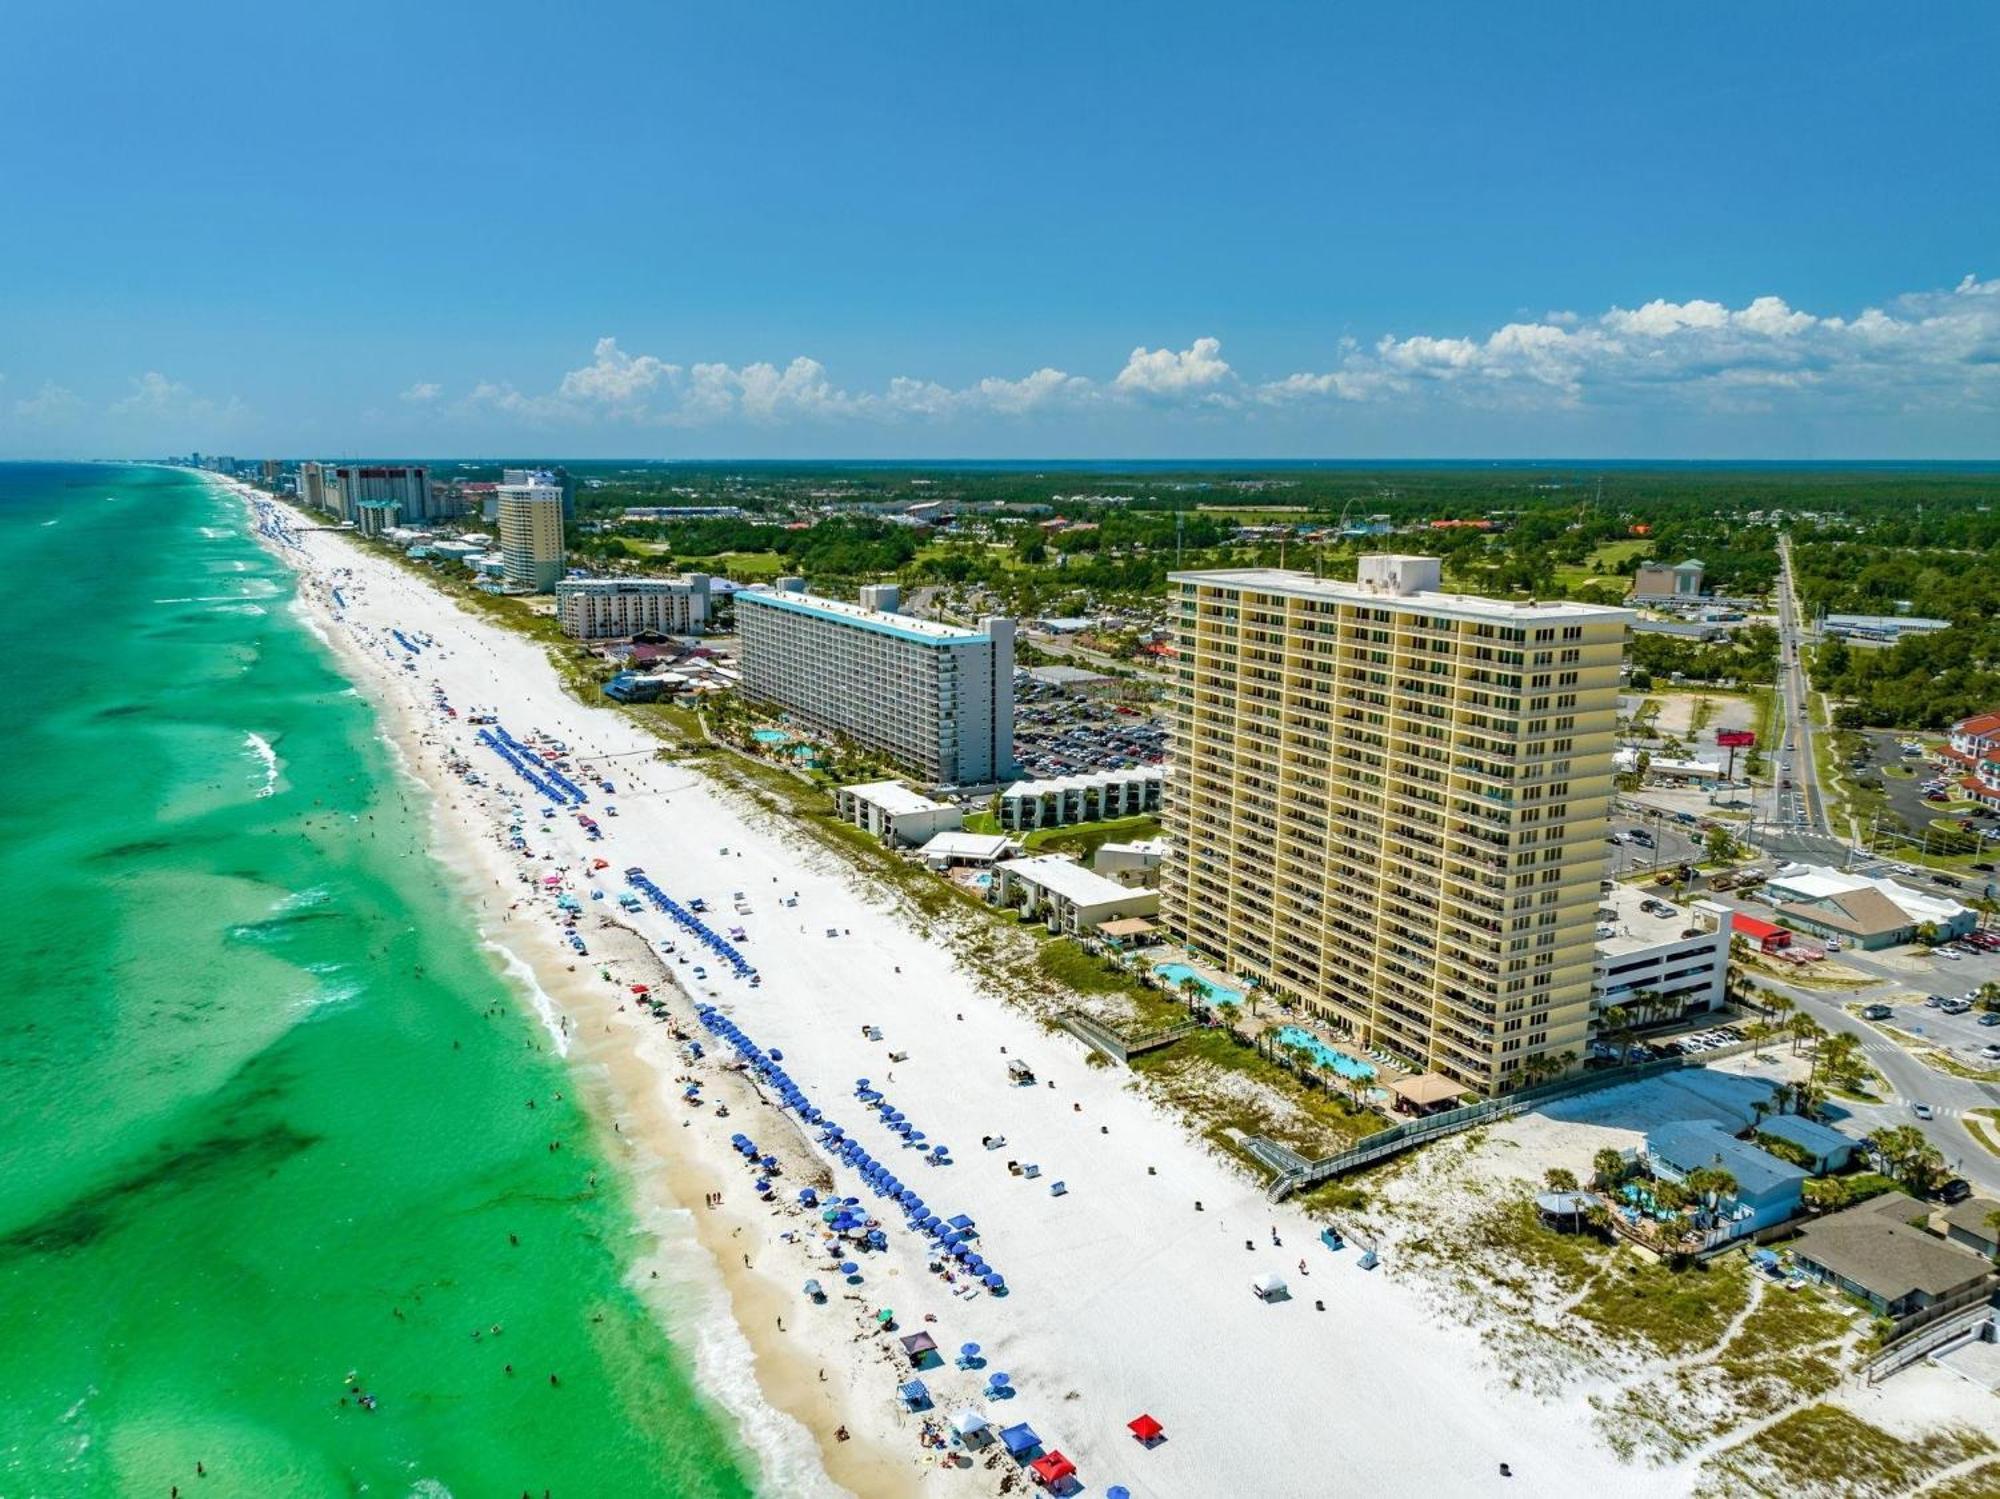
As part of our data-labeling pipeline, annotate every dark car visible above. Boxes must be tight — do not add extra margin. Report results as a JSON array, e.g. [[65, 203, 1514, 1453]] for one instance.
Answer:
[[1938, 1178, 1973, 1205]]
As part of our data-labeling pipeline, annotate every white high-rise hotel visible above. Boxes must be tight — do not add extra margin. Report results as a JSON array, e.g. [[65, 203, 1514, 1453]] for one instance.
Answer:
[[1162, 556, 1630, 1096], [736, 586, 1016, 787]]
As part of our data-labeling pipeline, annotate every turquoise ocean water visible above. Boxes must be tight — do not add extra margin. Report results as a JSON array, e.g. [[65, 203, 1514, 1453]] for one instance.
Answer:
[[0, 464, 756, 1497]]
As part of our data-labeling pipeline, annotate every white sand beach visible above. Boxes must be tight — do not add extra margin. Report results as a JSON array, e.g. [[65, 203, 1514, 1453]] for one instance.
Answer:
[[237, 482, 1706, 1499]]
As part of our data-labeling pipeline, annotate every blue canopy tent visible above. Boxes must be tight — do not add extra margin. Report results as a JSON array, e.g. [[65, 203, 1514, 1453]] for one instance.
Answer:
[[998, 1423, 1041, 1460], [899, 1379, 931, 1411]]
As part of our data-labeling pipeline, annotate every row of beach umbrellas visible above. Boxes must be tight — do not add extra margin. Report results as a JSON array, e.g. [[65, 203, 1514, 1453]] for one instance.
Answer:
[[629, 871, 755, 978], [854, 1079, 952, 1167], [491, 723, 589, 805], [476, 727, 578, 808], [692, 1005, 1006, 1295]]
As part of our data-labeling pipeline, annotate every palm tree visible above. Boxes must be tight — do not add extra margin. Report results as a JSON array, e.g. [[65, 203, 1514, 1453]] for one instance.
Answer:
[[1545, 1167, 1580, 1193], [1746, 1020, 1776, 1059], [1788, 1012, 1825, 1058], [1601, 1004, 1632, 1063], [1817, 1032, 1864, 1094], [1592, 1148, 1628, 1189], [1765, 993, 1796, 1026], [1687, 1167, 1740, 1207]]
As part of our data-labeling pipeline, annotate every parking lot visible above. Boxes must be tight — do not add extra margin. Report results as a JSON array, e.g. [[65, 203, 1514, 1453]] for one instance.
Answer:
[[1869, 992, 2000, 1068], [1011, 679, 1168, 779], [1592, 1019, 1751, 1066], [1604, 814, 1701, 879]]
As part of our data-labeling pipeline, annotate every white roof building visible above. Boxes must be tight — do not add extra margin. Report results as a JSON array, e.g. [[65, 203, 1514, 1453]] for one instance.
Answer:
[[917, 830, 1015, 867], [998, 766, 1164, 831], [1593, 890, 1732, 1022], [988, 852, 1160, 934], [833, 780, 964, 846], [1763, 864, 1975, 947]]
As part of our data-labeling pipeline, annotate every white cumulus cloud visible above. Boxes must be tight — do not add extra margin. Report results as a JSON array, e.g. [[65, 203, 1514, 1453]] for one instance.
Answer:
[[434, 277, 1999, 436], [1113, 336, 1234, 398], [399, 381, 442, 404]]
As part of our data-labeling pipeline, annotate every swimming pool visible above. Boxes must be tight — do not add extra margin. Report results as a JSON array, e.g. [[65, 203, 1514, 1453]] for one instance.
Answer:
[[751, 728, 791, 745], [1153, 961, 1243, 1007], [1273, 1025, 1376, 1081]]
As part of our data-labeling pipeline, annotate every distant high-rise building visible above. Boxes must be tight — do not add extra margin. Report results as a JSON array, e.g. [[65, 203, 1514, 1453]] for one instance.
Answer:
[[332, 465, 434, 524], [735, 587, 1016, 787], [497, 474, 566, 592], [298, 462, 328, 511], [1161, 557, 1630, 1096], [503, 465, 574, 518]]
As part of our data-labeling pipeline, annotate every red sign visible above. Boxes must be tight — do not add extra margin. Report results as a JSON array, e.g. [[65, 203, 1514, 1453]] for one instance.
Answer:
[[1716, 730, 1757, 748]]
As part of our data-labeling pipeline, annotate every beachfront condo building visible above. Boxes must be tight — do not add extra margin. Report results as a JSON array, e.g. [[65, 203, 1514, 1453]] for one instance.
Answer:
[[328, 464, 437, 524], [1160, 556, 1630, 1096], [504, 465, 575, 519], [736, 585, 1017, 788], [496, 476, 566, 593], [555, 575, 712, 639], [298, 461, 328, 512]]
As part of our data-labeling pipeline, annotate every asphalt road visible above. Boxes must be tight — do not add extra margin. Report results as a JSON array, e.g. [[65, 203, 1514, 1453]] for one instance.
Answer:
[[1725, 920, 2000, 1196]]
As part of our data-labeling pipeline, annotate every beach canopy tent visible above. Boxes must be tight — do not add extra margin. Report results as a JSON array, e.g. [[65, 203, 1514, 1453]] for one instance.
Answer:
[[899, 1331, 939, 1364], [900, 1380, 931, 1410], [1128, 1414, 1163, 1443], [999, 1422, 1042, 1458], [1029, 1450, 1077, 1488], [950, 1406, 992, 1441], [1252, 1271, 1289, 1301]]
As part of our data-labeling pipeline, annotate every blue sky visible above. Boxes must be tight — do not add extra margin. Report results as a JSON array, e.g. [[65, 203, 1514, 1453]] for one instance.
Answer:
[[2, 1, 1996, 458]]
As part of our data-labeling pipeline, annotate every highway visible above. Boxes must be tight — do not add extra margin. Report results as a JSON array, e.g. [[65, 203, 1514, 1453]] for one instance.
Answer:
[[1767, 534, 1836, 842]]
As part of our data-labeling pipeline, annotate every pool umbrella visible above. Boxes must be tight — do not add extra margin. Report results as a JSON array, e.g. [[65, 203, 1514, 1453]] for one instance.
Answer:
[[1128, 1414, 1164, 1444], [839, 1261, 859, 1276]]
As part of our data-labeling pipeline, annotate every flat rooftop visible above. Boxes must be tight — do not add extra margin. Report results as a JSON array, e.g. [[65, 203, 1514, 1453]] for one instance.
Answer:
[[1597, 883, 1719, 957], [1004, 766, 1164, 798], [1171, 567, 1633, 626], [1000, 852, 1146, 906], [841, 779, 953, 816], [739, 586, 992, 644]]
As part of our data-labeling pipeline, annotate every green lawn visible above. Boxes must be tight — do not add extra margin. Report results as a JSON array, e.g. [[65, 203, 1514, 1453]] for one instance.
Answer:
[[1553, 539, 1653, 591], [1021, 813, 1163, 858]]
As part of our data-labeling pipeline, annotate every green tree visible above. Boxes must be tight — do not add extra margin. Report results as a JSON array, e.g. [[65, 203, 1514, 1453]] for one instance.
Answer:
[[1544, 1167, 1579, 1193], [1592, 1148, 1628, 1189]]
